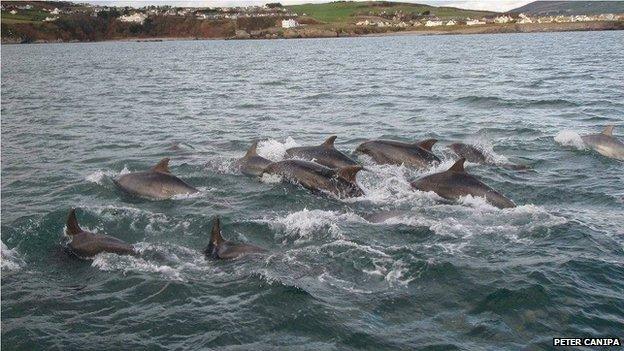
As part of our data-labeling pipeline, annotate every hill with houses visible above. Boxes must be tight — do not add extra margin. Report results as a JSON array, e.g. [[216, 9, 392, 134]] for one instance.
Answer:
[[1, 1, 623, 43]]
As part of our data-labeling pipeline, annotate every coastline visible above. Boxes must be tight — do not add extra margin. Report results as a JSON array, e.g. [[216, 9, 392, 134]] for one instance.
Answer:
[[2, 20, 622, 45]]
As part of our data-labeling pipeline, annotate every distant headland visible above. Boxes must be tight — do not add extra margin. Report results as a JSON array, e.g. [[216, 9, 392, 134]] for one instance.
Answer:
[[2, 1, 623, 44]]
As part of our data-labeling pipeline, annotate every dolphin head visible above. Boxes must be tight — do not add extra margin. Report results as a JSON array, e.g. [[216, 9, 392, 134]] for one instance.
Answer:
[[354, 140, 374, 154]]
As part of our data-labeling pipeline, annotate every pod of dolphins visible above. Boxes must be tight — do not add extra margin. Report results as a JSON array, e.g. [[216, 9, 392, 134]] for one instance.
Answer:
[[64, 125, 622, 261]]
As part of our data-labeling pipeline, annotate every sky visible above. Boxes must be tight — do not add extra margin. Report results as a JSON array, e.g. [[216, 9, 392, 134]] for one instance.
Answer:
[[85, 0, 535, 12]]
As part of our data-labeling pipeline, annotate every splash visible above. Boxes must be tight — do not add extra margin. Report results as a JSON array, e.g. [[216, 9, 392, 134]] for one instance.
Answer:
[[463, 137, 511, 165], [171, 186, 214, 200], [260, 173, 283, 184], [85, 166, 130, 184], [370, 203, 567, 244], [91, 242, 213, 281], [265, 209, 365, 243], [256, 137, 299, 161], [554, 130, 586, 150], [1, 240, 24, 271]]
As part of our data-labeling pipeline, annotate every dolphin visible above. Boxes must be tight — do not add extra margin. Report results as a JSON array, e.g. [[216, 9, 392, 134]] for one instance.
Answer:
[[581, 125, 624, 161], [204, 216, 265, 259], [113, 158, 198, 200], [64, 208, 136, 258], [235, 141, 273, 176], [355, 138, 440, 169], [262, 160, 364, 198], [411, 158, 516, 209], [448, 142, 530, 171], [285, 135, 359, 169]]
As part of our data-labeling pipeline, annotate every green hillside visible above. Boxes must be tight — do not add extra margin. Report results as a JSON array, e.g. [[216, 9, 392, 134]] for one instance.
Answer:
[[509, 1, 624, 15], [287, 1, 497, 23]]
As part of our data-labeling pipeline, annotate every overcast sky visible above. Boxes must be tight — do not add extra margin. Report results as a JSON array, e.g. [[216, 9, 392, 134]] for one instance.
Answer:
[[85, 1, 535, 12]]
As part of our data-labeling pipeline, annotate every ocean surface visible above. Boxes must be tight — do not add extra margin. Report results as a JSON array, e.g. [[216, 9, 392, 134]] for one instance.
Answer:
[[2, 31, 623, 350]]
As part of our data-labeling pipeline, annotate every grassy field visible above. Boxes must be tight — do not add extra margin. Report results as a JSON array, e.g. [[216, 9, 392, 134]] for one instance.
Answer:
[[287, 1, 497, 23], [1, 9, 50, 24]]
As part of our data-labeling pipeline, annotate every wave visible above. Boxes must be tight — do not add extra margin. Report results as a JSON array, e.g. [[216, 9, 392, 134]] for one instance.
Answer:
[[85, 166, 130, 184], [370, 203, 567, 244], [459, 137, 511, 165], [261, 209, 366, 244], [456, 95, 579, 109], [91, 242, 212, 281], [256, 137, 299, 161], [554, 130, 586, 150], [1, 240, 24, 271]]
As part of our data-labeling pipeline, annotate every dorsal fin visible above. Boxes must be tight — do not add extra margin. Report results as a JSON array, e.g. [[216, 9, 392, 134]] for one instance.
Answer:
[[448, 158, 466, 173], [210, 216, 225, 246], [322, 135, 337, 149], [416, 139, 437, 151], [66, 208, 82, 236], [336, 165, 363, 183], [602, 125, 614, 136], [245, 141, 259, 157], [152, 158, 170, 173]]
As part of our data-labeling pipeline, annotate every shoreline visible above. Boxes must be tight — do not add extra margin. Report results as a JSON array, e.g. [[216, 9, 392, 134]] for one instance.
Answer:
[[2, 20, 622, 45]]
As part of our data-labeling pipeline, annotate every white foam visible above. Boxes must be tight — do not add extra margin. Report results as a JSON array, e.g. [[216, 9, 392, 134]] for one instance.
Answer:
[[256, 137, 299, 161], [85, 166, 130, 184], [90, 242, 214, 281], [92, 253, 184, 280], [260, 173, 283, 184], [171, 186, 214, 200], [370, 203, 566, 244], [457, 194, 499, 211], [345, 160, 442, 206], [384, 259, 415, 287], [1, 240, 24, 271], [463, 137, 511, 164], [206, 157, 238, 175], [554, 130, 586, 150], [264, 209, 365, 243]]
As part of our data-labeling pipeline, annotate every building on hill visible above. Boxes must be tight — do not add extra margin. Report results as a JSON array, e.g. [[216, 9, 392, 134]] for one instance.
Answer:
[[517, 13, 533, 24], [466, 19, 486, 25], [494, 15, 513, 24], [118, 13, 148, 24], [281, 19, 299, 28], [425, 20, 443, 27]]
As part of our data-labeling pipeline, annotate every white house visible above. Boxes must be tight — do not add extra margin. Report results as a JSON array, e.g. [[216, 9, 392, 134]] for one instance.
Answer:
[[466, 19, 485, 25], [517, 13, 533, 24], [44, 16, 58, 22], [446, 19, 457, 26], [50, 8, 60, 15], [10, 10, 17, 15], [425, 20, 443, 27], [118, 13, 148, 24], [281, 19, 299, 28], [494, 15, 512, 24]]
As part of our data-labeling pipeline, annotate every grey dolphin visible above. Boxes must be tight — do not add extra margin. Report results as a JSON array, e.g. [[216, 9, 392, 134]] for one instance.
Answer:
[[448, 143, 488, 164], [286, 135, 359, 169], [263, 160, 364, 198], [581, 125, 624, 161], [65, 208, 136, 258], [235, 141, 273, 176], [411, 158, 516, 209], [355, 138, 440, 169], [204, 216, 265, 259], [114, 158, 198, 200], [448, 143, 530, 171]]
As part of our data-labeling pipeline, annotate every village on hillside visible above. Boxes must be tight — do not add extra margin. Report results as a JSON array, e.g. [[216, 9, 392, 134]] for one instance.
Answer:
[[2, 1, 623, 43]]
